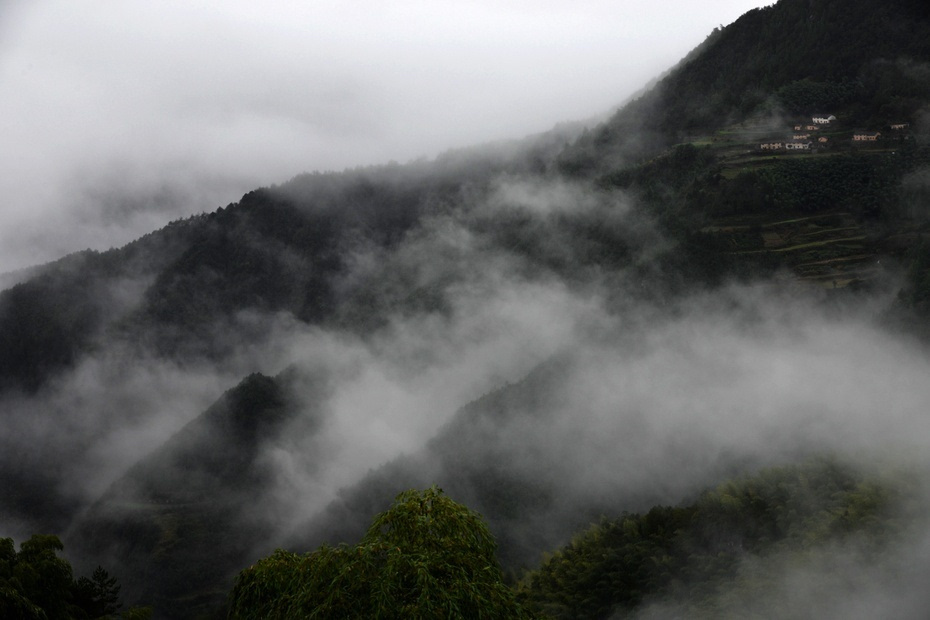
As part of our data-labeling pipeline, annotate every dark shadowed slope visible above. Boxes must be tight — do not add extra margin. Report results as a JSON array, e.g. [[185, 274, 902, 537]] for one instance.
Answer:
[[559, 0, 930, 174], [517, 456, 929, 619], [67, 369, 328, 618], [3, 1, 930, 618]]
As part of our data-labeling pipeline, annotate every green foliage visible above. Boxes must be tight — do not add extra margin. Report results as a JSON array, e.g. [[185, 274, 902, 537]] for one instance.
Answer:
[[73, 566, 122, 618], [517, 458, 917, 619], [562, 0, 930, 172], [712, 170, 774, 215], [0, 265, 106, 393], [776, 79, 863, 114], [228, 487, 530, 619], [760, 154, 904, 215], [601, 144, 717, 194], [3, 3, 930, 617], [0, 534, 146, 620], [11, 535, 74, 620]]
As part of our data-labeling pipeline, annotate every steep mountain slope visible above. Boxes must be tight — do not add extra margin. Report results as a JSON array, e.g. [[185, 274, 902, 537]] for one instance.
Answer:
[[0, 131, 595, 534], [0, 126, 580, 397], [0, 223, 197, 394], [3, 0, 930, 618], [68, 369, 327, 617], [284, 350, 771, 574], [559, 0, 930, 174], [70, 343, 801, 615]]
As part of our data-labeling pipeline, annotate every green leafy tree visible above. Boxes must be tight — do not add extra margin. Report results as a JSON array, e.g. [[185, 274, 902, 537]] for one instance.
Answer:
[[228, 487, 530, 619], [0, 534, 149, 620], [9, 534, 75, 619], [73, 566, 122, 618], [0, 535, 47, 620]]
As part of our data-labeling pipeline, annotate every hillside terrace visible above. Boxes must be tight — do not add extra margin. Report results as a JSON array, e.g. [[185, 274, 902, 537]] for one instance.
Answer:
[[676, 113, 919, 290], [753, 115, 904, 152]]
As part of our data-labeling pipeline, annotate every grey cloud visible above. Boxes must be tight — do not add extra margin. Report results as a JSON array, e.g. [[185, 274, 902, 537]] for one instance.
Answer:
[[0, 0, 771, 272]]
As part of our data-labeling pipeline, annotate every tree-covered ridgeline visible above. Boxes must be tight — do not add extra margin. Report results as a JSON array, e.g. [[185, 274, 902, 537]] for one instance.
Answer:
[[559, 0, 930, 175], [66, 370, 325, 619], [1, 1, 929, 617], [0, 0, 927, 397], [228, 487, 530, 619], [516, 457, 922, 619], [7, 460, 920, 618], [222, 458, 924, 619]]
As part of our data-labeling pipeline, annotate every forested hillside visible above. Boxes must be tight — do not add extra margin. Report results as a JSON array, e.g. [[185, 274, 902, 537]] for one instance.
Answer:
[[517, 457, 926, 618], [560, 0, 930, 174], [2, 0, 930, 617]]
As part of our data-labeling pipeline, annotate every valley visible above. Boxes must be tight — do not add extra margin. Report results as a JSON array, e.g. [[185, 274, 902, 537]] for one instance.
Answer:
[[2, 0, 930, 618]]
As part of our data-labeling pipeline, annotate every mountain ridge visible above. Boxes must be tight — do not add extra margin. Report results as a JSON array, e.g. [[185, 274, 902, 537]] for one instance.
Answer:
[[3, 0, 930, 617]]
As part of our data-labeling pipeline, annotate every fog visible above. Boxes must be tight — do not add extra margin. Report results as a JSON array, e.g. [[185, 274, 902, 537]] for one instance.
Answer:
[[0, 0, 770, 272], [632, 529, 930, 618], [1, 140, 928, 615], [629, 448, 930, 619], [4, 1, 930, 616]]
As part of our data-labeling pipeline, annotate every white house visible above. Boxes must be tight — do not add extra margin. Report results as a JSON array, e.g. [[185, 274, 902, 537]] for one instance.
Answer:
[[812, 114, 836, 124], [785, 141, 812, 150], [852, 131, 881, 141]]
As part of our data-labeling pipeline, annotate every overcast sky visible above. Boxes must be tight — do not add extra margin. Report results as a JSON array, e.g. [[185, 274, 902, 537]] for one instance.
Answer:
[[0, 0, 770, 272]]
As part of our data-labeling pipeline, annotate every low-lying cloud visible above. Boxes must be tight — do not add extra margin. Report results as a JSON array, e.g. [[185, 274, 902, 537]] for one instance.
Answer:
[[0, 0, 771, 272], [0, 139, 928, 620]]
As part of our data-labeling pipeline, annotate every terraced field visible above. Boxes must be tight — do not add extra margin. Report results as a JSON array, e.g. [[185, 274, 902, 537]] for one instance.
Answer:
[[701, 212, 880, 287], [687, 117, 915, 288]]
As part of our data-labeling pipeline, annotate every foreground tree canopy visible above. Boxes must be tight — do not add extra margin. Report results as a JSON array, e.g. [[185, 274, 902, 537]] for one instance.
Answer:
[[0, 534, 150, 620], [228, 487, 530, 619]]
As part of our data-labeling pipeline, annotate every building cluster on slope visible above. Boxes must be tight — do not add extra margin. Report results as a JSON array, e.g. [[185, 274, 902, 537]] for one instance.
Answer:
[[760, 114, 834, 152], [758, 115, 909, 152]]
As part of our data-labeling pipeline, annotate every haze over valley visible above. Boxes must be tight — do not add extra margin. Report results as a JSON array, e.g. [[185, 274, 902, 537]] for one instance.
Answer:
[[2, 0, 930, 617]]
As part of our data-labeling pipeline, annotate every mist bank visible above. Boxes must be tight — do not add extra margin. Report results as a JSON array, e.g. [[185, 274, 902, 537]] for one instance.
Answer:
[[2, 3, 930, 615], [511, 454, 930, 619], [1, 0, 779, 273], [281, 279, 929, 563], [0, 116, 925, 618], [57, 254, 930, 615], [1, 139, 926, 613]]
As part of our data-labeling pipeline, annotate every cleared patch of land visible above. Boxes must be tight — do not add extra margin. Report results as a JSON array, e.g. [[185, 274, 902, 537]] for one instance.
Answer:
[[690, 117, 916, 288]]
